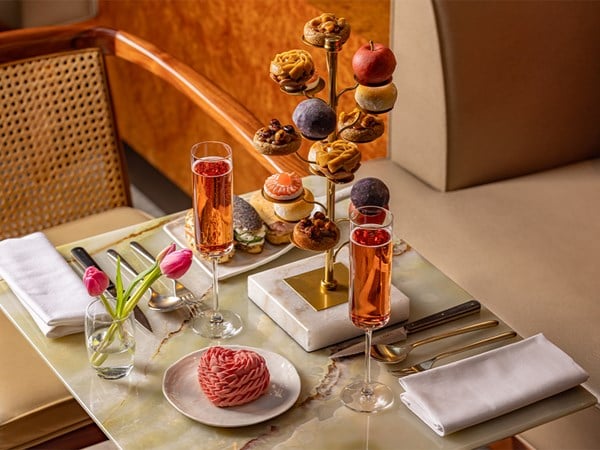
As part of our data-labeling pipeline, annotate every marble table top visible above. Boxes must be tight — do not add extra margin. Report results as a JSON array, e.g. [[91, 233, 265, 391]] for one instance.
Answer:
[[0, 177, 595, 449]]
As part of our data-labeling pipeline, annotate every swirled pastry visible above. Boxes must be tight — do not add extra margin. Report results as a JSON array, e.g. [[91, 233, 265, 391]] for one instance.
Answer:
[[197, 346, 270, 407], [310, 139, 361, 183], [269, 49, 315, 92], [304, 13, 351, 47], [338, 108, 385, 143]]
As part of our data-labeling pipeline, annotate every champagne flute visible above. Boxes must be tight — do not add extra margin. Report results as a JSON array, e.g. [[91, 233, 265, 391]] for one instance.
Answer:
[[341, 206, 394, 412], [190, 141, 243, 338]]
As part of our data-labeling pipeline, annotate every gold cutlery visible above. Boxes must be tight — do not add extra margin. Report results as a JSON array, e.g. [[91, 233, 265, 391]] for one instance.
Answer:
[[371, 320, 499, 364], [391, 331, 517, 376]]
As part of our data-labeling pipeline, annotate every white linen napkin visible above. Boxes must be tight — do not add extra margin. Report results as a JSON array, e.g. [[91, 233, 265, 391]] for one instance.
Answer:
[[399, 333, 589, 436], [0, 232, 92, 337]]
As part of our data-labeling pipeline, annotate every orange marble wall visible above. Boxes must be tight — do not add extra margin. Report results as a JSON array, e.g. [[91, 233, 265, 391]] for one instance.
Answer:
[[92, 0, 390, 195]]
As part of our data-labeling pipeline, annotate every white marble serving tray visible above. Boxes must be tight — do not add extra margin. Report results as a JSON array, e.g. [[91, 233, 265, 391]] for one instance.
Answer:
[[248, 247, 410, 351]]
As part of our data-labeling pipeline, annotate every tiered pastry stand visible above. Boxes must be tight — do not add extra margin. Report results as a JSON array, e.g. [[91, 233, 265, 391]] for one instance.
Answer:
[[248, 16, 409, 351]]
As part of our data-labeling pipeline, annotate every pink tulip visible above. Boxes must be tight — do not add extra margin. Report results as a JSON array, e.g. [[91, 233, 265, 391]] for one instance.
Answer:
[[159, 249, 193, 279], [155, 243, 176, 263], [83, 266, 110, 296]]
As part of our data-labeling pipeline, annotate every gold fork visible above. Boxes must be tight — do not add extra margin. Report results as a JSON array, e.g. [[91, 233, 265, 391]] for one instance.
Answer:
[[391, 331, 517, 376]]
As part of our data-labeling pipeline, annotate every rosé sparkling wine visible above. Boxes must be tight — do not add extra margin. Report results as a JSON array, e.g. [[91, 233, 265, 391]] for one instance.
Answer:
[[192, 158, 234, 257], [349, 227, 393, 330], [342, 206, 394, 413], [190, 141, 242, 340]]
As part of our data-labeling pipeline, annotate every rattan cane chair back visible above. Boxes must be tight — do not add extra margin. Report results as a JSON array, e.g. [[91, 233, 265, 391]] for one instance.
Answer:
[[0, 25, 281, 243], [0, 47, 130, 239]]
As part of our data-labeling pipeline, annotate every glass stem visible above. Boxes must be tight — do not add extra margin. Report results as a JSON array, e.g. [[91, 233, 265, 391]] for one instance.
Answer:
[[211, 257, 222, 323], [364, 329, 373, 393]]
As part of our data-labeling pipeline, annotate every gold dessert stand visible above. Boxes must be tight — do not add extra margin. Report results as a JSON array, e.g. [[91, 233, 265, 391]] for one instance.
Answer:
[[263, 26, 393, 313]]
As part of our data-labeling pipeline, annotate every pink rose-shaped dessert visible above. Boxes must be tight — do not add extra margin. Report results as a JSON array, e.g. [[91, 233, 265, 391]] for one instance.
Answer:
[[198, 346, 270, 407]]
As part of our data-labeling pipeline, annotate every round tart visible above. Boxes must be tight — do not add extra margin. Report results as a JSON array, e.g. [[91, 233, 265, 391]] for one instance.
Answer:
[[310, 139, 361, 183], [253, 119, 301, 156], [303, 13, 351, 47], [269, 49, 315, 93], [338, 108, 385, 143], [292, 211, 340, 252], [263, 172, 304, 202]]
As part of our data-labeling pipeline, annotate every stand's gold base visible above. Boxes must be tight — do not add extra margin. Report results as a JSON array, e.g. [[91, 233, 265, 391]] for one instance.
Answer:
[[284, 262, 349, 311]]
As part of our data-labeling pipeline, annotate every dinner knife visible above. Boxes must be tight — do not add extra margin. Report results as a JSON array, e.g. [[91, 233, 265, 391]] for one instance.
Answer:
[[70, 246, 153, 333], [330, 300, 481, 358]]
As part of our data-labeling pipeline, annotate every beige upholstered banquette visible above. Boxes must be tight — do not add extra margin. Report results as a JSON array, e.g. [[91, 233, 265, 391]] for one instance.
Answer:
[[379, 1, 600, 448]]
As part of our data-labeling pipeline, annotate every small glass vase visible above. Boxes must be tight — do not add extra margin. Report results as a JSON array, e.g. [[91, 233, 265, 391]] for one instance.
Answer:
[[85, 298, 135, 380]]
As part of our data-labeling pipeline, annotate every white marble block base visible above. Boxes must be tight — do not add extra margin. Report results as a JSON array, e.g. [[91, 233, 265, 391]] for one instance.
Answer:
[[248, 248, 410, 351]]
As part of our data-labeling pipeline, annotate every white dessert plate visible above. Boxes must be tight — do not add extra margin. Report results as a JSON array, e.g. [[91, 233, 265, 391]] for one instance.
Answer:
[[162, 345, 301, 427], [163, 217, 295, 280]]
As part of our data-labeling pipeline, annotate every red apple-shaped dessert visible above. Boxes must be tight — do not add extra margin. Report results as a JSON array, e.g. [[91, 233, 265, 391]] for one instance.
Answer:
[[352, 41, 397, 86]]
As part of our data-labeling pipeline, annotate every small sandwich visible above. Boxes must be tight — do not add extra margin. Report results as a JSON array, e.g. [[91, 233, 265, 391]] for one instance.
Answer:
[[249, 191, 295, 245], [183, 209, 235, 263], [233, 196, 267, 254]]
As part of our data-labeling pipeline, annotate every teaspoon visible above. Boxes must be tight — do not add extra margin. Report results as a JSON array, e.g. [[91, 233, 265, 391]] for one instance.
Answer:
[[106, 249, 184, 312], [370, 320, 499, 364]]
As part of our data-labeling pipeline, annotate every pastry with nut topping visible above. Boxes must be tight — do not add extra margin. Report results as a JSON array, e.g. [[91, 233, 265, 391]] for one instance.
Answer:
[[293, 211, 340, 251], [253, 119, 302, 156], [270, 49, 315, 92], [338, 108, 385, 143], [310, 139, 361, 183], [303, 13, 351, 47]]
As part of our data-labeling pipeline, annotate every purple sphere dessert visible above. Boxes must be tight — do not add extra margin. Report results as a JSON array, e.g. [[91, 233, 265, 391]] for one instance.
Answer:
[[292, 98, 336, 140], [350, 177, 390, 209]]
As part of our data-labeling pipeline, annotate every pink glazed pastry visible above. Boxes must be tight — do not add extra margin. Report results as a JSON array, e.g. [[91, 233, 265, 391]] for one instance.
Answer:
[[198, 346, 270, 407]]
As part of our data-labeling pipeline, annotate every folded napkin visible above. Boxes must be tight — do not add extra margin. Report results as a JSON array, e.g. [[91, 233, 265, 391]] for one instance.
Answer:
[[0, 232, 92, 337], [399, 333, 588, 436]]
